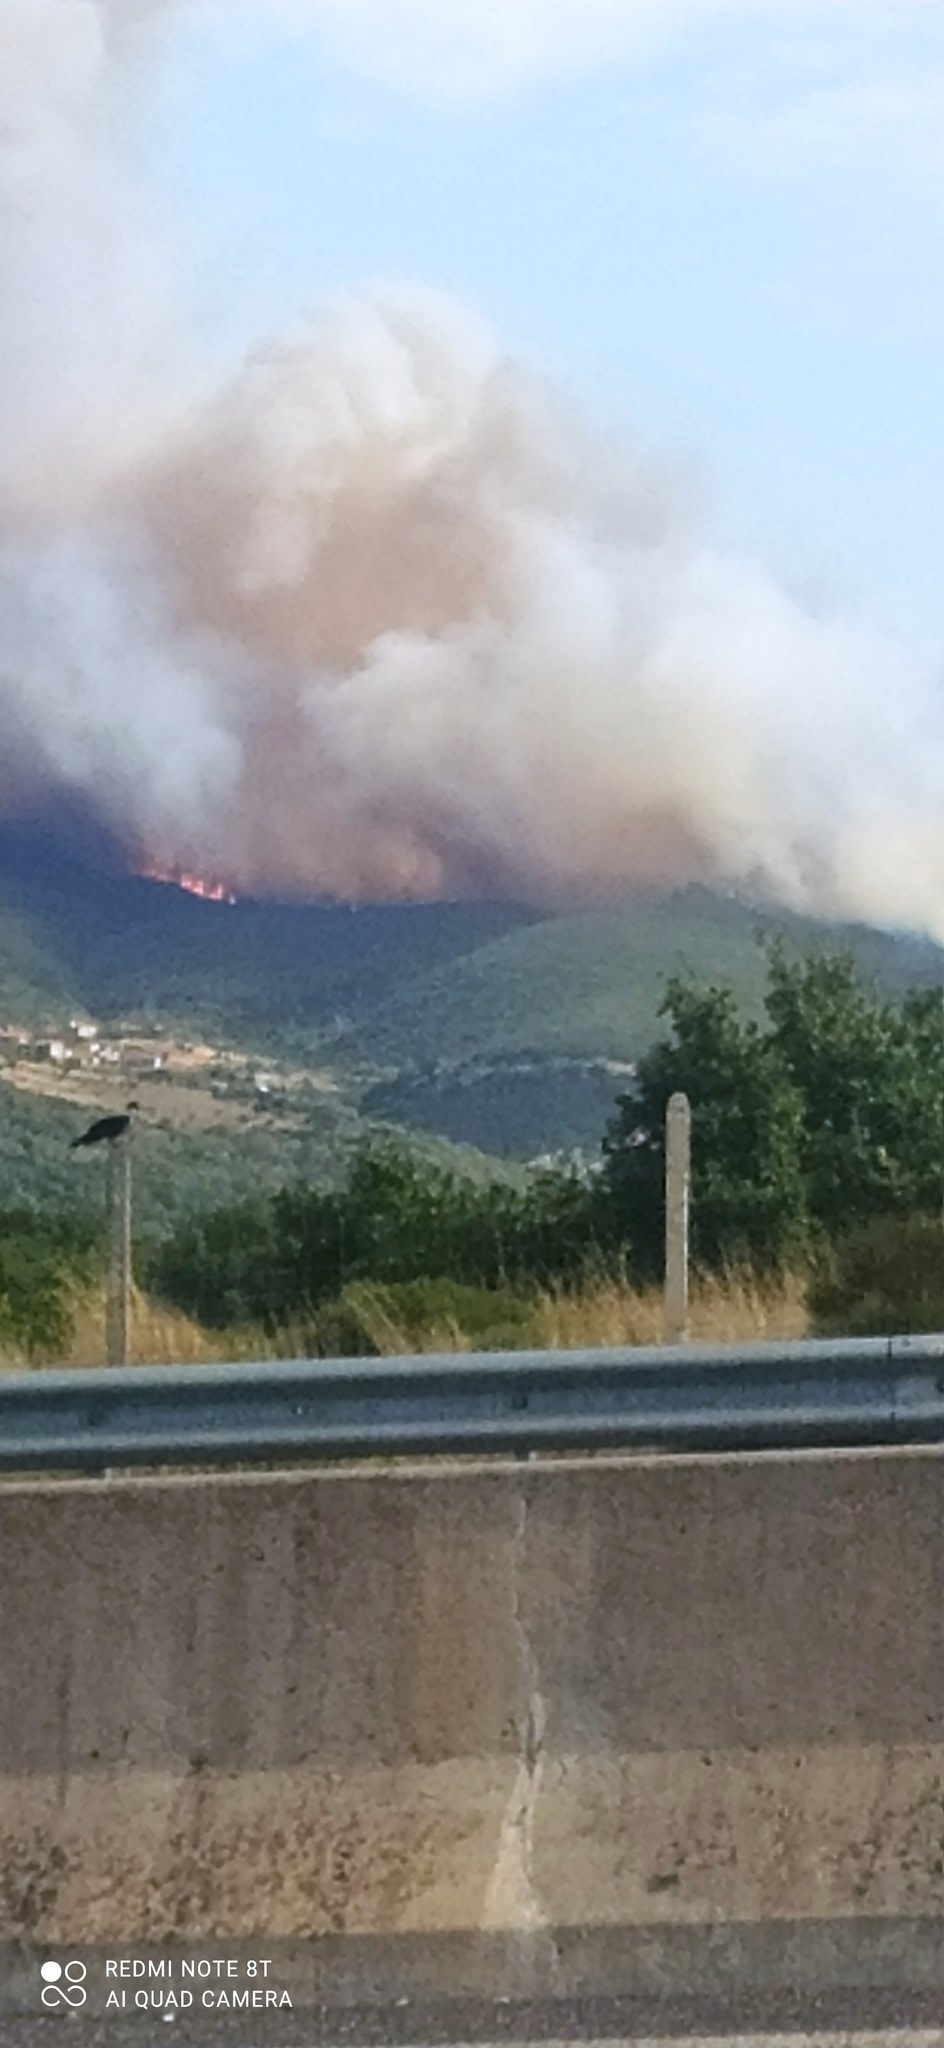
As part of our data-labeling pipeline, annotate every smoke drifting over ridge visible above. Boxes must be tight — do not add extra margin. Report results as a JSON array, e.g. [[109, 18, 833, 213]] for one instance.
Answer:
[[1, 3, 942, 930]]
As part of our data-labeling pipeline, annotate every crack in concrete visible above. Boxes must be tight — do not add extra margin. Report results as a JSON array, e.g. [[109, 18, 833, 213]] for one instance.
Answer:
[[482, 1488, 553, 1950]]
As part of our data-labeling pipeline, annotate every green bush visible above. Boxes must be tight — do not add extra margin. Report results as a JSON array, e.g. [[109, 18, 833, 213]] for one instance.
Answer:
[[810, 1213, 944, 1336], [147, 1135, 598, 1330], [320, 1277, 538, 1356], [0, 1208, 101, 1359]]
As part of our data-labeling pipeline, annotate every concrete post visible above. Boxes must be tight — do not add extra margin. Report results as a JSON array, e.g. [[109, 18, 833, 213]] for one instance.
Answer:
[[105, 1133, 132, 1368], [664, 1090, 691, 1345]]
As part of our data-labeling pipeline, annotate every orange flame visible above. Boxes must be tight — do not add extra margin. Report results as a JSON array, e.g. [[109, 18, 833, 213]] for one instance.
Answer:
[[143, 862, 237, 905]]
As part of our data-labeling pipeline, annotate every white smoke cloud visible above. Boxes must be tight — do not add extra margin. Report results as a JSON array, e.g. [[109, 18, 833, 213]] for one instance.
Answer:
[[0, 540, 239, 849], [124, 286, 943, 929], [0, 0, 942, 937], [0, 0, 186, 518]]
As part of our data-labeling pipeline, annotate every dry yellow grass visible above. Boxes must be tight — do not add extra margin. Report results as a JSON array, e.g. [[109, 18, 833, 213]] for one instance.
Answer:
[[0, 1285, 229, 1371], [335, 1269, 810, 1357], [534, 1268, 810, 1351], [0, 1269, 810, 1372], [332, 1282, 518, 1359]]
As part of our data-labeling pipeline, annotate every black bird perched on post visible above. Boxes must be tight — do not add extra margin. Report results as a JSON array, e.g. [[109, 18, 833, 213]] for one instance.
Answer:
[[70, 1102, 139, 1150]]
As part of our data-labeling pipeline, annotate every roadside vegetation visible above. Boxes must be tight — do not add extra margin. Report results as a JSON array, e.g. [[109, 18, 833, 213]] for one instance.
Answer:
[[0, 1268, 811, 1370], [4, 941, 944, 1365]]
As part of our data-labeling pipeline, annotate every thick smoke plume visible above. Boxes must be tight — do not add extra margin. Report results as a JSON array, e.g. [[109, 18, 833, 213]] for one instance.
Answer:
[[1, 1, 942, 931]]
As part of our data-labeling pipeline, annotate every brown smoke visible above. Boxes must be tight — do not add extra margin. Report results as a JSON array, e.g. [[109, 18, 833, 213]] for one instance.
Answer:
[[0, 2, 942, 932]]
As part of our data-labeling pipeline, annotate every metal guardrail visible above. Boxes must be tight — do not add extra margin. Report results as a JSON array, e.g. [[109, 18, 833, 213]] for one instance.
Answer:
[[2, 1335, 944, 1472]]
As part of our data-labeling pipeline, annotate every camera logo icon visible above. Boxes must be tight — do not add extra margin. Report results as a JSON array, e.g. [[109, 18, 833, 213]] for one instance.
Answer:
[[40, 1960, 88, 2009]]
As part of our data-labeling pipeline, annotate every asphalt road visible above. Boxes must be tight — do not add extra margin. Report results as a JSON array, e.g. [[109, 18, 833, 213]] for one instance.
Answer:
[[3, 1996, 944, 2048], [10, 2034, 943, 2048]]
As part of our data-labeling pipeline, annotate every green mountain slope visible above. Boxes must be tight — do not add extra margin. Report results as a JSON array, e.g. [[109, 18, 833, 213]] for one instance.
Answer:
[[350, 889, 944, 1158], [0, 832, 535, 1045], [0, 1083, 358, 1242], [0, 1083, 510, 1245], [363, 1057, 630, 1162], [346, 886, 944, 1071]]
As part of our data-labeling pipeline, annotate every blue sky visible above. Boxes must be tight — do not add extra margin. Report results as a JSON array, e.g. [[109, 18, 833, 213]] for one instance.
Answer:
[[146, 0, 939, 666]]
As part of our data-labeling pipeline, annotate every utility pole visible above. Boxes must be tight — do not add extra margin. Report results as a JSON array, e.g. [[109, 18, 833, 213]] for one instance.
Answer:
[[105, 1131, 133, 1368], [664, 1090, 691, 1345]]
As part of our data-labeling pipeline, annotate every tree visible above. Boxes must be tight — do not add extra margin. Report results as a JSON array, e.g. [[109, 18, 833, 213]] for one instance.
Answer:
[[764, 943, 942, 1231], [601, 976, 810, 1277], [602, 943, 944, 1280]]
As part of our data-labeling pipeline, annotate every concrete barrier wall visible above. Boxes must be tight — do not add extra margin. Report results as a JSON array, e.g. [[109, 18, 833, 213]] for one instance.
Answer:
[[2, 1449, 942, 2012]]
